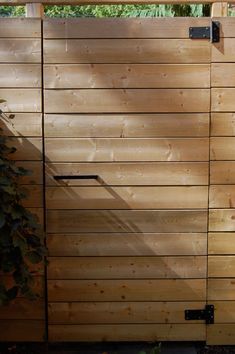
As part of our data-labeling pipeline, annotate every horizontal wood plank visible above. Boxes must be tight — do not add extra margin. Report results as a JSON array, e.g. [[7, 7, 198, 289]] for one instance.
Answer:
[[44, 113, 209, 138], [48, 301, 205, 324], [46, 186, 208, 210], [22, 185, 43, 208], [48, 323, 205, 342], [212, 88, 235, 112], [47, 233, 207, 256], [44, 64, 210, 89], [213, 18, 235, 38], [208, 279, 235, 300], [44, 39, 210, 64], [0, 320, 45, 342], [44, 89, 210, 113], [0, 39, 41, 63], [212, 38, 235, 63], [43, 18, 210, 39], [207, 325, 235, 345], [45, 138, 209, 162], [210, 162, 235, 184], [48, 279, 206, 302], [18, 161, 43, 185], [214, 301, 235, 323], [0, 18, 41, 38], [7, 137, 42, 161], [211, 138, 235, 161], [46, 162, 209, 186], [0, 64, 41, 88], [209, 209, 235, 232], [0, 113, 42, 137], [0, 89, 41, 112], [47, 210, 208, 233], [209, 256, 235, 277], [212, 63, 235, 88], [0, 298, 44, 320], [209, 185, 235, 208], [209, 233, 235, 255], [211, 113, 235, 137], [47, 256, 207, 279]]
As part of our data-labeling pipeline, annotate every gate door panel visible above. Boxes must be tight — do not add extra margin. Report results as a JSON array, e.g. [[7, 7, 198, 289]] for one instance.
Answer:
[[44, 17, 210, 342]]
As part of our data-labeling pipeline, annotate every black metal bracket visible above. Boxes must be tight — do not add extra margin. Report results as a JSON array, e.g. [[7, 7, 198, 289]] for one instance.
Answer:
[[189, 21, 220, 43], [54, 175, 98, 180], [185, 305, 214, 324]]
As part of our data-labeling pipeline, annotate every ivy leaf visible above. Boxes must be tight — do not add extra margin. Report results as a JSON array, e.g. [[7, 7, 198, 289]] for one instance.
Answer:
[[13, 234, 28, 255], [0, 209, 6, 228], [6, 286, 18, 300], [26, 251, 43, 264]]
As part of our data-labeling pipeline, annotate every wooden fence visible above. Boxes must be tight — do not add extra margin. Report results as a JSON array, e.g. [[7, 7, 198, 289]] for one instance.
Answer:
[[1, 1, 235, 345]]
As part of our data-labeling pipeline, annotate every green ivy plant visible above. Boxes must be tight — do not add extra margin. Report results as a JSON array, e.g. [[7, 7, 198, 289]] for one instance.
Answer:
[[0, 101, 46, 305]]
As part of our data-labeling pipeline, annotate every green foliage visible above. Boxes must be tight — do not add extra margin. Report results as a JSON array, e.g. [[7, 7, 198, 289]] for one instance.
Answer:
[[0, 106, 46, 305], [138, 343, 161, 354], [0, 4, 210, 18]]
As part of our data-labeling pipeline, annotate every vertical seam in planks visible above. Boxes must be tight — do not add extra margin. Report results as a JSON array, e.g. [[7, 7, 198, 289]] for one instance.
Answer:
[[206, 16, 213, 344], [41, 17, 49, 343]]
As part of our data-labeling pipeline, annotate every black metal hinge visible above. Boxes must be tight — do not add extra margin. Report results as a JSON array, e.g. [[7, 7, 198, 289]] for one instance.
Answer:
[[185, 305, 214, 324], [189, 21, 220, 43]]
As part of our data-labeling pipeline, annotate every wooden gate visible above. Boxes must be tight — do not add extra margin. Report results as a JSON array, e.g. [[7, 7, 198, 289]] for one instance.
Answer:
[[2, 12, 235, 344], [44, 17, 210, 342]]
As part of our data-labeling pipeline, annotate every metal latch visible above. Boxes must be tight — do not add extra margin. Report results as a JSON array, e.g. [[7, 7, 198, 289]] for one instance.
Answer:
[[189, 21, 220, 43], [185, 305, 214, 324]]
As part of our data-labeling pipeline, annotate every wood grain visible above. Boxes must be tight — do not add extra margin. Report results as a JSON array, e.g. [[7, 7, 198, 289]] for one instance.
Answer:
[[47, 233, 207, 256], [212, 39, 235, 63], [18, 161, 43, 185], [209, 233, 235, 255], [46, 186, 208, 210], [43, 18, 210, 39], [211, 138, 235, 161], [209, 209, 235, 231], [211, 113, 235, 137], [0, 18, 41, 38], [0, 39, 41, 63], [212, 64, 235, 88], [209, 185, 235, 208], [47, 210, 208, 233], [46, 162, 209, 186], [0, 113, 42, 137], [208, 279, 235, 300], [207, 325, 235, 345], [210, 162, 235, 184], [22, 185, 43, 208], [212, 88, 235, 112], [7, 138, 42, 161], [48, 323, 205, 342], [45, 138, 209, 162], [213, 301, 235, 323], [44, 64, 210, 89], [44, 113, 209, 138], [0, 64, 41, 88], [44, 39, 210, 64], [209, 256, 235, 277], [44, 89, 210, 113], [0, 320, 45, 342], [0, 299, 44, 320], [48, 279, 206, 302], [0, 89, 41, 112], [48, 256, 207, 279], [48, 301, 205, 324]]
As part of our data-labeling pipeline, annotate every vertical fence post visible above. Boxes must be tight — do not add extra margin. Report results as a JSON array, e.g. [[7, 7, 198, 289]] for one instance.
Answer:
[[26, 3, 44, 17], [211, 2, 228, 16]]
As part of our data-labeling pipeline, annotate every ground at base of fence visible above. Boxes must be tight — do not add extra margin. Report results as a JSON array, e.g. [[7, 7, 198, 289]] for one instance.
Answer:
[[2, 343, 235, 354]]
